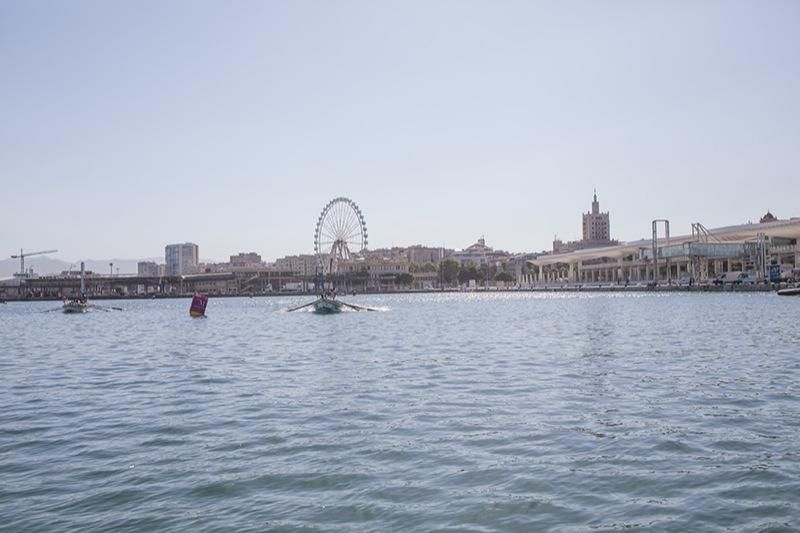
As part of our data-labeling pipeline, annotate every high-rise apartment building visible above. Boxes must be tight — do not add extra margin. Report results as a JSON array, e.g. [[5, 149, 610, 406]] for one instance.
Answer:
[[137, 261, 161, 277], [165, 243, 199, 275]]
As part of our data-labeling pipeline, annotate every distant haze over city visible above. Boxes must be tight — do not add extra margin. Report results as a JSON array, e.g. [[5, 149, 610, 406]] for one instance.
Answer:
[[2, 2, 798, 262]]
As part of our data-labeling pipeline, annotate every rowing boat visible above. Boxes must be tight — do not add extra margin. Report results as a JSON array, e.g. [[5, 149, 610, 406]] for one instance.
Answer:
[[312, 298, 343, 314], [62, 299, 90, 313]]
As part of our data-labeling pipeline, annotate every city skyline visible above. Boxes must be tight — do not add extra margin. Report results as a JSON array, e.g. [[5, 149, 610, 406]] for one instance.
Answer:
[[2, 2, 799, 261], [1, 189, 791, 277]]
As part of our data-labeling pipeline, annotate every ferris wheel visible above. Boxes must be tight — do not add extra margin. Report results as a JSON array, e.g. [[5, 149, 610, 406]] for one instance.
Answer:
[[314, 197, 368, 274]]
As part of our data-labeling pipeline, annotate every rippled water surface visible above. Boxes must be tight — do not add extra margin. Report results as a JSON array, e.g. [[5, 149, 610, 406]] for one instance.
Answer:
[[1, 292, 799, 531]]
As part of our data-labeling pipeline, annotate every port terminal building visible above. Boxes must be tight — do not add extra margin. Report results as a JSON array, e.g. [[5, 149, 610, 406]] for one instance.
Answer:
[[519, 217, 800, 285]]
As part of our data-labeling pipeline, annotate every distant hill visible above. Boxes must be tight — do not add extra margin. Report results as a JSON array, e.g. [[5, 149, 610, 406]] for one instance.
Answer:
[[0, 257, 160, 277]]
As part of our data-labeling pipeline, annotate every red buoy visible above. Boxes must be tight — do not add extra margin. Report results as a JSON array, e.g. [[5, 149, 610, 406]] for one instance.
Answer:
[[190, 294, 208, 317]]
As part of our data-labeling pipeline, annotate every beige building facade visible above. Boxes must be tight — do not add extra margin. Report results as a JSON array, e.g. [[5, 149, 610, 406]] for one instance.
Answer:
[[582, 191, 610, 243]]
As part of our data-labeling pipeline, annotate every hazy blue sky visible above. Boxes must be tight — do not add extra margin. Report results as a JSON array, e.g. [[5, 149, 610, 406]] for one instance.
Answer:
[[2, 1, 798, 263]]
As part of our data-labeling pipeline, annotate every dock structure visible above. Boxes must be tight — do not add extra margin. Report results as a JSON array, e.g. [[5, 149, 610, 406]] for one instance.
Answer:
[[519, 218, 800, 286], [0, 270, 302, 300]]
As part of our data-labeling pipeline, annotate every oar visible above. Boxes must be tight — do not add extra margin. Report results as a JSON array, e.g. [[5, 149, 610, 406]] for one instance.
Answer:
[[90, 304, 124, 312], [287, 300, 318, 312], [339, 300, 378, 312], [95, 304, 124, 311]]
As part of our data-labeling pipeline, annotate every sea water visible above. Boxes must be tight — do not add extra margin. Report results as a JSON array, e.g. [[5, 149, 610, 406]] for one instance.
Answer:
[[1, 292, 798, 531]]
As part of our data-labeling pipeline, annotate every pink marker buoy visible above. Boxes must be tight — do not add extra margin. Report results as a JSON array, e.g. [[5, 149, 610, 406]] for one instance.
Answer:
[[190, 294, 208, 317]]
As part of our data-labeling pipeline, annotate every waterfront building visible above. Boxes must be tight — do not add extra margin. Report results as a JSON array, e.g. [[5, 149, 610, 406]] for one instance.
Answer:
[[137, 261, 161, 277], [230, 252, 263, 270], [583, 190, 611, 243], [525, 216, 800, 286], [407, 245, 448, 265], [551, 191, 618, 253], [341, 256, 410, 290], [412, 269, 440, 289], [448, 238, 510, 267], [198, 262, 230, 273], [361, 247, 407, 261], [165, 243, 199, 276], [552, 238, 584, 254], [274, 254, 319, 277], [356, 246, 451, 268], [760, 211, 778, 224], [350, 257, 410, 275], [0, 276, 25, 299]]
